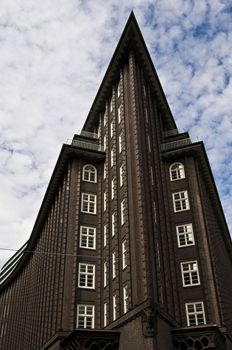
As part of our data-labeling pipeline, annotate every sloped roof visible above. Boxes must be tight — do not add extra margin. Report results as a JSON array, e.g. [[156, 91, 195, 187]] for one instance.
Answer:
[[83, 11, 177, 132]]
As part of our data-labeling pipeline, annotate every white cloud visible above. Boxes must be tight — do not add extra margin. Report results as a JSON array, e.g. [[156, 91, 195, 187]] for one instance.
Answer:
[[0, 0, 231, 269]]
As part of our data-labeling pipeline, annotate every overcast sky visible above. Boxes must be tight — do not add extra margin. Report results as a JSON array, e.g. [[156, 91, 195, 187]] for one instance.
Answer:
[[0, 0, 231, 269]]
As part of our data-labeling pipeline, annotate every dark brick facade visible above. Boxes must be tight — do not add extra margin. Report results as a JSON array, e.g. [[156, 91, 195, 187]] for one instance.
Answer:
[[0, 12, 232, 350]]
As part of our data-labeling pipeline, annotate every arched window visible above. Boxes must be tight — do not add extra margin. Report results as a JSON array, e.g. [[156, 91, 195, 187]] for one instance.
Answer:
[[82, 164, 97, 183], [170, 162, 185, 181]]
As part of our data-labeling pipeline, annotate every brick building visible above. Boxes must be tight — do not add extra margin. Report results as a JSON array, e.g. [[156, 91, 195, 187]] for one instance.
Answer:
[[0, 12, 232, 350]]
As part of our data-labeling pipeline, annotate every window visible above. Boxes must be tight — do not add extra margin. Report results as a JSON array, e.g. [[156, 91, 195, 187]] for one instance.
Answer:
[[112, 252, 116, 279], [110, 97, 113, 112], [172, 191, 190, 212], [113, 295, 117, 321], [82, 164, 97, 183], [122, 240, 127, 269], [117, 82, 120, 98], [123, 285, 129, 313], [145, 108, 148, 123], [170, 162, 185, 181], [78, 263, 95, 289], [80, 226, 96, 250], [111, 149, 114, 167], [118, 105, 121, 124], [112, 213, 116, 237], [177, 224, 195, 247], [103, 192, 107, 212], [103, 262, 107, 287], [104, 303, 107, 327], [103, 163, 107, 179], [110, 122, 114, 138], [120, 165, 124, 187], [181, 261, 200, 287], [185, 302, 206, 326], [121, 199, 126, 225], [119, 134, 122, 153], [104, 111, 107, 126], [81, 193, 97, 214], [111, 178, 115, 199], [77, 304, 95, 329], [103, 135, 107, 151], [103, 225, 107, 247]]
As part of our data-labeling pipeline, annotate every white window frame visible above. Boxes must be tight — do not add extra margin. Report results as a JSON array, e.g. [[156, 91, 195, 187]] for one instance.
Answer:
[[82, 164, 97, 183], [170, 162, 185, 181], [104, 303, 107, 327], [103, 225, 107, 247], [112, 212, 116, 237], [181, 261, 200, 287], [117, 81, 120, 98], [81, 193, 97, 214], [113, 295, 117, 321], [103, 192, 107, 212], [118, 105, 121, 124], [123, 285, 129, 313], [112, 252, 116, 279], [172, 191, 190, 212], [111, 178, 115, 200], [110, 97, 113, 112], [110, 122, 114, 139], [77, 304, 95, 329], [78, 263, 95, 289], [111, 149, 114, 167], [104, 111, 107, 126], [176, 224, 195, 247], [120, 165, 123, 187], [80, 226, 96, 250], [119, 134, 122, 153], [121, 199, 126, 226], [103, 163, 107, 179], [103, 261, 107, 287], [185, 302, 206, 326], [103, 135, 106, 151], [122, 240, 127, 269]]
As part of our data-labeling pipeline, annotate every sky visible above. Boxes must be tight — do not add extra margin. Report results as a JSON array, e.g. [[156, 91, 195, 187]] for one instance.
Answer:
[[0, 0, 232, 269]]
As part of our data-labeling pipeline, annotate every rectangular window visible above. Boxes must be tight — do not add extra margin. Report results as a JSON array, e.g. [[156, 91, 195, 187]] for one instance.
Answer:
[[122, 240, 127, 269], [104, 110, 107, 126], [118, 105, 121, 124], [81, 193, 97, 214], [103, 135, 106, 151], [104, 303, 107, 327], [145, 108, 148, 123], [112, 252, 116, 279], [103, 225, 107, 247], [123, 285, 129, 313], [150, 166, 154, 185], [111, 178, 115, 199], [185, 302, 206, 326], [121, 199, 126, 226], [103, 192, 107, 212], [117, 82, 120, 98], [177, 224, 195, 247], [110, 122, 114, 138], [119, 134, 122, 153], [103, 163, 107, 179], [110, 98, 113, 112], [172, 191, 190, 212], [103, 261, 107, 287], [120, 165, 123, 187], [77, 304, 95, 329], [112, 212, 116, 237], [113, 295, 117, 321], [78, 263, 95, 289], [80, 226, 96, 250], [111, 149, 114, 167], [181, 261, 200, 287]]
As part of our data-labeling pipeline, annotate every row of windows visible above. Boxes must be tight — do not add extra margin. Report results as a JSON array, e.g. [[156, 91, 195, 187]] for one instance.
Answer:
[[104, 244, 127, 287], [81, 192, 126, 217], [76, 300, 205, 329]]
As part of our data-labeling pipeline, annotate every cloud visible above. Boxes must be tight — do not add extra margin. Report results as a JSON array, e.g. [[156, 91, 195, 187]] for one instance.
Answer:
[[0, 0, 231, 268]]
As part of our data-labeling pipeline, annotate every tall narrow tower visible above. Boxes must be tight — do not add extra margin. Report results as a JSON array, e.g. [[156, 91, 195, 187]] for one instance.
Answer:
[[0, 12, 232, 350]]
